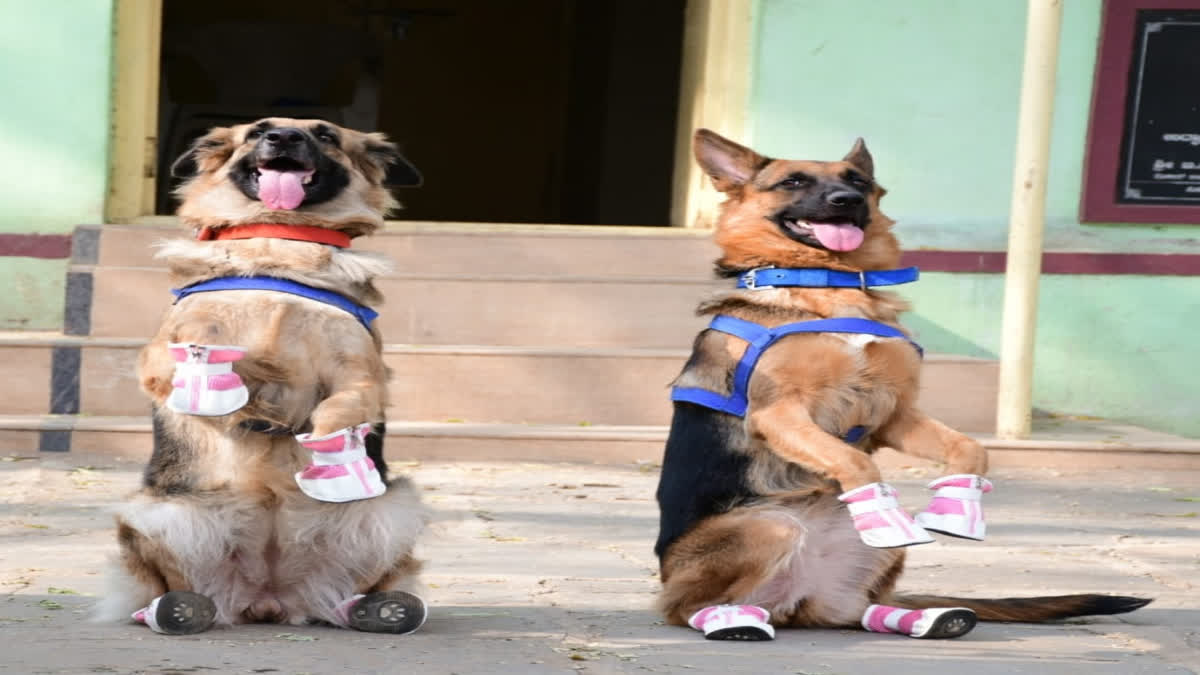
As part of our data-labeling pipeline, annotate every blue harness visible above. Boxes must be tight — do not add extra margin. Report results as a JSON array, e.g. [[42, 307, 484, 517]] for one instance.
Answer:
[[671, 266, 923, 443], [171, 276, 379, 331]]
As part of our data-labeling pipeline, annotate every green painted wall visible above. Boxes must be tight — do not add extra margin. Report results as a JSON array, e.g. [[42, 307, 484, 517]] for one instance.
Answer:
[[749, 0, 1200, 436], [0, 259, 66, 331], [749, 0, 1200, 254], [0, 0, 113, 330], [904, 274, 1200, 437]]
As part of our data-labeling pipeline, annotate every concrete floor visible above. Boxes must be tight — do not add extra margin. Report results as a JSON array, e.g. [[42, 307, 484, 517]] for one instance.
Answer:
[[0, 452, 1197, 674]]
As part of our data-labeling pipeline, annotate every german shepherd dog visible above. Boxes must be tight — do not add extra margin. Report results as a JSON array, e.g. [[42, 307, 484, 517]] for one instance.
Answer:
[[655, 129, 1150, 641], [97, 118, 429, 635]]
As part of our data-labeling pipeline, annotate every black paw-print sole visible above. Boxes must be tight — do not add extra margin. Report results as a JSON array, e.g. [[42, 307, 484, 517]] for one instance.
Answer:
[[347, 591, 427, 634], [705, 625, 774, 641], [153, 591, 217, 635], [914, 609, 977, 639]]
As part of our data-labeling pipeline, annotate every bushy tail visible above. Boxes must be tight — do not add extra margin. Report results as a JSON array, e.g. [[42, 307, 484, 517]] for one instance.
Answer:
[[887, 593, 1152, 622]]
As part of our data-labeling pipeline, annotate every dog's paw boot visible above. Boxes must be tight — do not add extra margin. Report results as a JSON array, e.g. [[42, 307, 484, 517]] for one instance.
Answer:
[[132, 591, 217, 635], [295, 423, 387, 502], [339, 591, 427, 634], [687, 604, 775, 641], [914, 474, 992, 541], [862, 604, 977, 639], [165, 343, 249, 416], [839, 482, 935, 548]]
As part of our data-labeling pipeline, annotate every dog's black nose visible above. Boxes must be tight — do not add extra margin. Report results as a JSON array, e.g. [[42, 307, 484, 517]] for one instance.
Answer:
[[827, 190, 864, 207], [264, 128, 305, 145]]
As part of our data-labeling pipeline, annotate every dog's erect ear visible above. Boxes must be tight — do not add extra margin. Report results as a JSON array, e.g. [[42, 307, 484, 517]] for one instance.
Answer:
[[171, 127, 235, 179], [694, 128, 769, 192], [385, 154, 423, 188], [843, 138, 874, 178], [362, 135, 423, 188]]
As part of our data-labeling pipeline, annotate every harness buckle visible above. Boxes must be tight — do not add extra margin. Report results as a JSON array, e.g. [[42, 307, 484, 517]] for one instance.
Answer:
[[741, 266, 775, 291]]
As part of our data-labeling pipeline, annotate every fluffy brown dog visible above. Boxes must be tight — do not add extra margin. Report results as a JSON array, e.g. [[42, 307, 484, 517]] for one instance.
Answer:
[[97, 118, 429, 635], [654, 129, 1150, 641]]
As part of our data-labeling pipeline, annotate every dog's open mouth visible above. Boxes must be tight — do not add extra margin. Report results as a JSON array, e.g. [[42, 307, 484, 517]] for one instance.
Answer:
[[255, 158, 316, 210], [780, 219, 864, 252]]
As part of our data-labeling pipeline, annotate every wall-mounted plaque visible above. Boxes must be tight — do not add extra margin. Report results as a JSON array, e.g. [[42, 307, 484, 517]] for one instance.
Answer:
[[1082, 0, 1200, 223]]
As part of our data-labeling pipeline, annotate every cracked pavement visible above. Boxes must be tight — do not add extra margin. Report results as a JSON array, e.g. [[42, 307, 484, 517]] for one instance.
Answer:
[[1, 453, 1197, 674]]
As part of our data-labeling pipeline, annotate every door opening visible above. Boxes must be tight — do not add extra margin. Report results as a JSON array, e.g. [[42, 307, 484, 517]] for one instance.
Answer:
[[156, 0, 686, 225]]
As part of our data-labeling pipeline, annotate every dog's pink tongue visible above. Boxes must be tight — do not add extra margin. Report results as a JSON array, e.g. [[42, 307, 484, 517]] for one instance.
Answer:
[[810, 223, 864, 251], [257, 169, 312, 210]]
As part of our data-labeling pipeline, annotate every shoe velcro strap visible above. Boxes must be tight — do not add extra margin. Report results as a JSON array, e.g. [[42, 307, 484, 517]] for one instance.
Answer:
[[845, 496, 901, 516], [174, 363, 235, 374], [931, 486, 983, 500], [310, 447, 368, 465]]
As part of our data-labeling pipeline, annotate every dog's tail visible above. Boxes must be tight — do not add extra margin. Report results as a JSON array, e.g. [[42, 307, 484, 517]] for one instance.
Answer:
[[885, 593, 1152, 622]]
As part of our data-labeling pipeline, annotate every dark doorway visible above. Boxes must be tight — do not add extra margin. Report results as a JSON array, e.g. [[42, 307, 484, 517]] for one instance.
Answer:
[[156, 0, 686, 225]]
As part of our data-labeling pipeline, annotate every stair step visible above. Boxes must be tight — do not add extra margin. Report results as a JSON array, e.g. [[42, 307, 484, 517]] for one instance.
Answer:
[[4, 416, 1198, 470], [84, 223, 720, 277], [82, 265, 720, 346], [0, 334, 999, 431]]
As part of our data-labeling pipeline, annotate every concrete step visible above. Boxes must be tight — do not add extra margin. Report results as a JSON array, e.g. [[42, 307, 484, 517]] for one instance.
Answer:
[[74, 223, 718, 346], [4, 416, 1198, 470], [82, 222, 720, 277], [0, 334, 1000, 431], [81, 265, 720, 346]]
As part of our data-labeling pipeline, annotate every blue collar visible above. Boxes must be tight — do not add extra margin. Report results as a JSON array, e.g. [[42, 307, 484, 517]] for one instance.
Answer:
[[736, 266, 919, 290], [171, 276, 378, 331]]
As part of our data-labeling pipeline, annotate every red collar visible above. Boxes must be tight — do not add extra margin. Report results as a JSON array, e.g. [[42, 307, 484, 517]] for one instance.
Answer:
[[196, 224, 352, 248]]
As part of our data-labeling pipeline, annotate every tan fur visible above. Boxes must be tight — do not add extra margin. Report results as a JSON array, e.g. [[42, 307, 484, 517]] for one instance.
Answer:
[[691, 128, 988, 493], [100, 119, 426, 628], [656, 130, 1144, 631], [174, 118, 399, 237]]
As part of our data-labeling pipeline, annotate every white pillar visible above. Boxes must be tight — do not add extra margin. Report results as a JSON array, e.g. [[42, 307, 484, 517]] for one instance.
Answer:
[[996, 0, 1063, 439]]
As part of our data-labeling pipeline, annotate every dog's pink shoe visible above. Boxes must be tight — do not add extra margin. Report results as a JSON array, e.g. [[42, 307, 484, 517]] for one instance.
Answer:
[[294, 423, 386, 502], [131, 591, 217, 635], [914, 474, 993, 540], [839, 482, 934, 548], [165, 343, 249, 416], [687, 604, 775, 641], [862, 604, 977, 639]]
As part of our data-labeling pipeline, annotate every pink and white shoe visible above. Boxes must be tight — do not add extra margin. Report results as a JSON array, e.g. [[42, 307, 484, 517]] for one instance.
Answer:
[[914, 474, 993, 540], [335, 591, 427, 634], [165, 343, 249, 416], [131, 591, 217, 635], [294, 423, 386, 502], [862, 604, 977, 639], [687, 604, 775, 641], [839, 482, 935, 548]]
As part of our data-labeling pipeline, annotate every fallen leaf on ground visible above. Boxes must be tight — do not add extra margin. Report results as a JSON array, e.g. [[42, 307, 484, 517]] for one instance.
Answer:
[[36, 600, 63, 610], [275, 633, 316, 641]]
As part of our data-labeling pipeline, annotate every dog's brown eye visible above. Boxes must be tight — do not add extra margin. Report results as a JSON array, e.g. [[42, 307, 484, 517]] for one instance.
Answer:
[[778, 176, 809, 189], [846, 175, 869, 188], [316, 132, 337, 144], [246, 129, 263, 140]]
